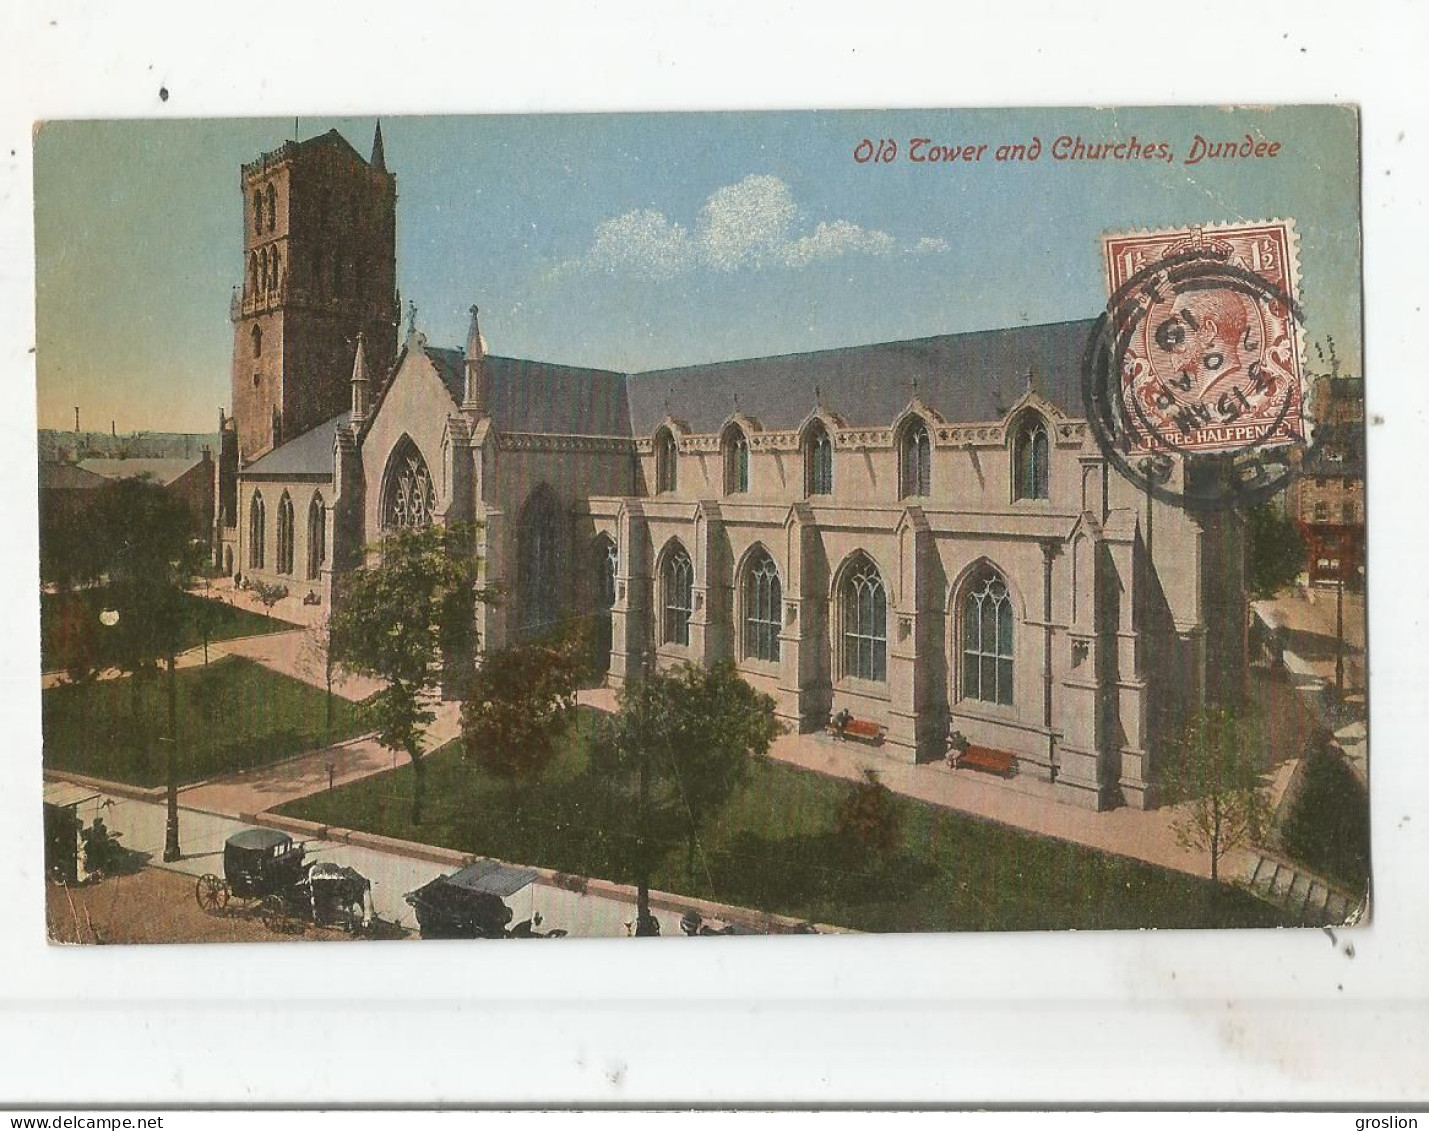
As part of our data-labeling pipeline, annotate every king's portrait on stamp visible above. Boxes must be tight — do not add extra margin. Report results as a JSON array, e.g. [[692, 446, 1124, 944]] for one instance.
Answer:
[[34, 106, 1368, 944]]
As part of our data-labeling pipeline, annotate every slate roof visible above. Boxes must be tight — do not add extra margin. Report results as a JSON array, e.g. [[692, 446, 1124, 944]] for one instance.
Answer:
[[251, 318, 1101, 469], [625, 319, 1100, 435], [38, 462, 107, 490], [424, 346, 631, 437], [243, 411, 349, 477], [76, 457, 205, 486]]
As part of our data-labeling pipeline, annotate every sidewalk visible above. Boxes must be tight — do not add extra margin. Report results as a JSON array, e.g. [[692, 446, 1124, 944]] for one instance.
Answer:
[[41, 627, 384, 702], [179, 700, 462, 816]]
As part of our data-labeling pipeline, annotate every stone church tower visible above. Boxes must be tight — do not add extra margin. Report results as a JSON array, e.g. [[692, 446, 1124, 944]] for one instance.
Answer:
[[227, 124, 398, 464]]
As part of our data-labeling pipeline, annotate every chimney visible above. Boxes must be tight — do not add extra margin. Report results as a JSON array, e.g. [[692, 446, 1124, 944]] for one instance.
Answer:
[[111, 420, 117, 438], [463, 305, 488, 417], [74, 406, 80, 433], [350, 333, 371, 427]]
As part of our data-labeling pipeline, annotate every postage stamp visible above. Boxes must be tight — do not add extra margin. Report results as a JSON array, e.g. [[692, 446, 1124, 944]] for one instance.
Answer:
[[1083, 220, 1309, 509]]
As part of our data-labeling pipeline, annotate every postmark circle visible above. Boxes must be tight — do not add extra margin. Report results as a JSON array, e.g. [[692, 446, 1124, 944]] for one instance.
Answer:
[[1081, 250, 1308, 512]]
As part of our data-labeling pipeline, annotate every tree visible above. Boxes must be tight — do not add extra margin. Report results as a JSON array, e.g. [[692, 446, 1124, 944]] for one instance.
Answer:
[[590, 662, 781, 931], [250, 579, 289, 622], [90, 476, 203, 862], [328, 524, 486, 825], [460, 628, 586, 788], [1164, 704, 1272, 882], [834, 768, 903, 859], [1246, 502, 1307, 599]]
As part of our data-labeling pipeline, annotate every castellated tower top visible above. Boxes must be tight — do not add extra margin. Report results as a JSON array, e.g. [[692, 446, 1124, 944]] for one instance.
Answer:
[[229, 127, 398, 464]]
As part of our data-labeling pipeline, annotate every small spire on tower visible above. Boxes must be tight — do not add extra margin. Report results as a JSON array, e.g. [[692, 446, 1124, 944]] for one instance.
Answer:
[[463, 305, 488, 416], [350, 333, 370, 426], [370, 120, 386, 172]]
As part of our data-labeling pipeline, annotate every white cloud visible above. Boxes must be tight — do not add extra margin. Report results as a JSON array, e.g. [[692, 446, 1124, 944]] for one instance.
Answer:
[[577, 209, 696, 280], [781, 219, 897, 267], [555, 175, 947, 280]]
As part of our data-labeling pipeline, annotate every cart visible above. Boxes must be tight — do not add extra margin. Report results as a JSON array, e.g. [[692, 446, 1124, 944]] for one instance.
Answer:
[[195, 828, 373, 935]]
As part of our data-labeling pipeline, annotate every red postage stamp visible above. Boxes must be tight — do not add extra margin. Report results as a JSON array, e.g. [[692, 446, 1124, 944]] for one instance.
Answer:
[[1101, 220, 1306, 454]]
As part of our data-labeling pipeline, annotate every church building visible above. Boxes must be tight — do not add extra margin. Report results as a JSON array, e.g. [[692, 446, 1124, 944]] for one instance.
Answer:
[[215, 126, 1248, 812]]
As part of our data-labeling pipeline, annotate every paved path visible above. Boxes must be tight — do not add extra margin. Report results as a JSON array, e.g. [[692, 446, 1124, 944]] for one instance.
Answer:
[[179, 700, 462, 816], [579, 682, 1305, 884]]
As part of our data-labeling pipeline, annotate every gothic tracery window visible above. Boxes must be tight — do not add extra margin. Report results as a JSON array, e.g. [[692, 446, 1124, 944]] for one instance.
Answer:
[[900, 419, 931, 498], [1014, 415, 1050, 501], [382, 439, 436, 531], [248, 492, 266, 570], [841, 554, 886, 682], [743, 549, 782, 663], [655, 428, 678, 494], [277, 492, 295, 576], [519, 488, 562, 639], [307, 494, 327, 580], [806, 421, 833, 496], [662, 543, 693, 647], [723, 424, 750, 495], [962, 567, 1014, 706]]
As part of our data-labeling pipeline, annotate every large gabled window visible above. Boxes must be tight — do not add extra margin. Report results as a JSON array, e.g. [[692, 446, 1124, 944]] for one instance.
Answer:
[[742, 549, 782, 663], [276, 492, 295, 576], [248, 492, 266, 570], [899, 419, 931, 498], [662, 543, 693, 647], [962, 566, 1014, 706], [655, 427, 678, 494], [1014, 415, 1050, 501], [306, 494, 327, 580], [723, 424, 750, 495], [806, 421, 833, 496], [841, 554, 886, 682]]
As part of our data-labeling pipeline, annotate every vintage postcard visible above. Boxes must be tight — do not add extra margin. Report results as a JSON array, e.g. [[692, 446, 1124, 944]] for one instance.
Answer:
[[35, 106, 1367, 944]]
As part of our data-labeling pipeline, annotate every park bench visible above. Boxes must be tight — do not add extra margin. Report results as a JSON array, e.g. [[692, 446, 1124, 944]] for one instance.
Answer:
[[826, 715, 886, 746], [949, 744, 1018, 777]]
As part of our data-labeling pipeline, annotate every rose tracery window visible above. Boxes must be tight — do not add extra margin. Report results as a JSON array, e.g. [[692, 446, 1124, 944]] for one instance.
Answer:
[[383, 440, 436, 531]]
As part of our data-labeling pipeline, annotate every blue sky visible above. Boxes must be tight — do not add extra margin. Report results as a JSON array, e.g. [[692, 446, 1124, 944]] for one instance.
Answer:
[[34, 106, 1361, 433]]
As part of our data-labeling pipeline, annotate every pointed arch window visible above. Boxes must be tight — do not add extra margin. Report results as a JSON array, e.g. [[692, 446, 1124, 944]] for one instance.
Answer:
[[841, 555, 886, 682], [251, 324, 263, 358], [655, 427, 678, 494], [382, 438, 436, 531], [806, 421, 833, 496], [276, 493, 295, 575], [248, 492, 266, 570], [962, 567, 1014, 706], [265, 184, 277, 232], [662, 543, 693, 647], [743, 550, 782, 663], [723, 424, 750, 495], [900, 419, 932, 498], [596, 536, 618, 611], [249, 252, 260, 297], [253, 191, 264, 235], [306, 494, 327, 580], [1014, 416, 1050, 501], [518, 489, 562, 639]]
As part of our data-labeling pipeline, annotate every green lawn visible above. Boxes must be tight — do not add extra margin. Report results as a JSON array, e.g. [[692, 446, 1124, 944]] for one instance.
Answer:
[[43, 656, 369, 788], [40, 587, 297, 674], [280, 709, 1289, 933]]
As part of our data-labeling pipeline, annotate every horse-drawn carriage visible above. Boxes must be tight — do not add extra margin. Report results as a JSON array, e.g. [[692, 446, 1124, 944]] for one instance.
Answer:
[[404, 859, 566, 939], [195, 828, 374, 935]]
